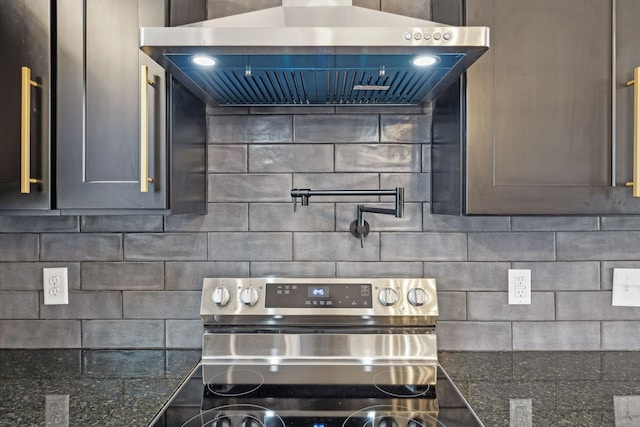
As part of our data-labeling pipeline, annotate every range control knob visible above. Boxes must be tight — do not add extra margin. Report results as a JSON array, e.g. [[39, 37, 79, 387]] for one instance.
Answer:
[[407, 288, 429, 306], [211, 287, 231, 307], [378, 288, 399, 307], [211, 416, 231, 427], [241, 416, 261, 427], [378, 417, 398, 427], [240, 287, 260, 306]]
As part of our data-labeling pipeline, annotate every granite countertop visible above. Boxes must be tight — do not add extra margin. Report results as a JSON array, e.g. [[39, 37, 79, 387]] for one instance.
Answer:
[[1, 350, 639, 426]]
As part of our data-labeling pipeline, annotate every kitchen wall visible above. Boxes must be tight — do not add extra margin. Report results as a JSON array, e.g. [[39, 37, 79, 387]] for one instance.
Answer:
[[2, 0, 640, 351]]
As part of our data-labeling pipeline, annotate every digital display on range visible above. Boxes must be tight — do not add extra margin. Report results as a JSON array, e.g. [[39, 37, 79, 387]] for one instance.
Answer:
[[265, 283, 372, 308], [308, 286, 329, 298]]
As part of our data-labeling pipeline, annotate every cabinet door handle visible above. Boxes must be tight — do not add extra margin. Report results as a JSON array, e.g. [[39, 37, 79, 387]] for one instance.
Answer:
[[626, 67, 640, 197], [140, 65, 154, 193], [20, 67, 42, 193]]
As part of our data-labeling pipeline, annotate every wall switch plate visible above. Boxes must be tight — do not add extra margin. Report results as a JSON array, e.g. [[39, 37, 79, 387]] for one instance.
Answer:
[[508, 269, 531, 305], [612, 268, 640, 307], [45, 394, 69, 427], [509, 398, 532, 427], [43, 267, 69, 305]]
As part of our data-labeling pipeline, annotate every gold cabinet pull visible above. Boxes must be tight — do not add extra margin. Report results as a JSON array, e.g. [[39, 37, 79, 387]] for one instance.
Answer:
[[20, 66, 41, 193], [626, 67, 640, 197], [140, 65, 154, 193]]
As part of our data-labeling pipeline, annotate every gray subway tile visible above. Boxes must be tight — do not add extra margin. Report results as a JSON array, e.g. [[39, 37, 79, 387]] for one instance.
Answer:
[[208, 115, 292, 143], [294, 232, 379, 261], [124, 233, 207, 261], [335, 144, 421, 172], [41, 234, 122, 262], [437, 292, 466, 321], [379, 173, 430, 202], [557, 231, 640, 261], [600, 216, 640, 230], [422, 144, 431, 173], [123, 291, 200, 319], [512, 261, 600, 291], [381, 233, 467, 261], [0, 292, 38, 319], [512, 321, 601, 351], [165, 204, 248, 232], [423, 262, 510, 291], [467, 292, 555, 321], [511, 216, 599, 231], [0, 216, 78, 233], [336, 262, 423, 278], [0, 234, 39, 262], [0, 320, 81, 348], [40, 291, 122, 319], [601, 261, 640, 290], [380, 114, 431, 143], [208, 174, 291, 203], [423, 214, 510, 233], [82, 263, 164, 291], [294, 115, 378, 143], [208, 232, 292, 261], [602, 321, 640, 350], [250, 203, 334, 232], [250, 262, 336, 277], [80, 216, 163, 232], [0, 262, 80, 291], [436, 321, 512, 351], [293, 173, 380, 203], [336, 203, 421, 232], [208, 144, 248, 173], [468, 232, 555, 261], [557, 291, 640, 320], [82, 320, 164, 348], [165, 262, 249, 290], [249, 145, 333, 173], [166, 320, 202, 348]]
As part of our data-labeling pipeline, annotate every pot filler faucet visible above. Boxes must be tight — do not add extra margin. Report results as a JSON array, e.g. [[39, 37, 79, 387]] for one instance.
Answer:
[[290, 187, 404, 248]]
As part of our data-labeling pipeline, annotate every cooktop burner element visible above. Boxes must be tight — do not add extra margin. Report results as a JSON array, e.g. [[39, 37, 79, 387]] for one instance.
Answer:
[[148, 278, 484, 426]]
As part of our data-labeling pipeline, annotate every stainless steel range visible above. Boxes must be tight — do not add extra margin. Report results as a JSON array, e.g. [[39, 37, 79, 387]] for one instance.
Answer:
[[149, 278, 484, 427]]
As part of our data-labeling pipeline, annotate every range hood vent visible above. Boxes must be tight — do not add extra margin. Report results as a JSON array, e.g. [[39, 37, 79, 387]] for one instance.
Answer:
[[140, 0, 489, 107]]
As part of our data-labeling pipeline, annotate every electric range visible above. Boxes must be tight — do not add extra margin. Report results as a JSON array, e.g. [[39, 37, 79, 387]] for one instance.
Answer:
[[148, 278, 484, 427]]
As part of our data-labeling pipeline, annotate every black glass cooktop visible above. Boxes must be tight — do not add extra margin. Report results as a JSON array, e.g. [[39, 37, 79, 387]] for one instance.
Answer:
[[148, 364, 484, 427]]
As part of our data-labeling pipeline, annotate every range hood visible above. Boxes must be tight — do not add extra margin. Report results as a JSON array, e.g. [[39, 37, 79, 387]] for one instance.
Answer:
[[140, 0, 489, 106]]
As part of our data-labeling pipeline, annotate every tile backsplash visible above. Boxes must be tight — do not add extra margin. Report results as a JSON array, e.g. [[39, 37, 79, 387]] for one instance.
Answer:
[[1, 0, 640, 351], [1, 105, 640, 351]]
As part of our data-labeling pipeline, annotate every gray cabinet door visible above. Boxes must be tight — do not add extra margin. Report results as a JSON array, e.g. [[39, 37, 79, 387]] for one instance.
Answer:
[[463, 0, 640, 214], [616, 0, 640, 191], [0, 0, 51, 210], [56, 0, 167, 210]]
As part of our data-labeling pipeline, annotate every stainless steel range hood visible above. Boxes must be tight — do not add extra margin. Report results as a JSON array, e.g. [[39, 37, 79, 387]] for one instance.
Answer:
[[140, 0, 489, 106]]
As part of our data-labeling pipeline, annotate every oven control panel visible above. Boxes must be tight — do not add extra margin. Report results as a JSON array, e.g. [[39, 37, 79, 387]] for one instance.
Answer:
[[201, 278, 438, 325]]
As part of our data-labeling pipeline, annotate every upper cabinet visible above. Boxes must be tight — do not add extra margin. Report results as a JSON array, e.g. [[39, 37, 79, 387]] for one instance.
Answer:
[[0, 0, 52, 211], [433, 0, 640, 215], [56, 0, 206, 214]]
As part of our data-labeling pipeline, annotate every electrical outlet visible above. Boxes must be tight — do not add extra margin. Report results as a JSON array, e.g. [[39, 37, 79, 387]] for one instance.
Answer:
[[45, 394, 69, 427], [509, 398, 532, 427], [43, 267, 69, 305], [508, 269, 531, 305]]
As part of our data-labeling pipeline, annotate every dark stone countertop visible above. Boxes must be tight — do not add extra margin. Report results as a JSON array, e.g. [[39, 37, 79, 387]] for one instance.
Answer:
[[1, 350, 639, 426]]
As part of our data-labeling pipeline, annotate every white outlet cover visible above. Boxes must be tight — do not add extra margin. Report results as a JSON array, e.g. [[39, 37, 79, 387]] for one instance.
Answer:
[[43, 267, 69, 305], [612, 268, 640, 307], [508, 269, 531, 305], [45, 394, 69, 427], [509, 398, 533, 427]]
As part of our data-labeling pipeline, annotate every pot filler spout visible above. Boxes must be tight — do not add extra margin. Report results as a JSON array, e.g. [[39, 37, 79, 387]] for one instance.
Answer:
[[139, 0, 489, 106]]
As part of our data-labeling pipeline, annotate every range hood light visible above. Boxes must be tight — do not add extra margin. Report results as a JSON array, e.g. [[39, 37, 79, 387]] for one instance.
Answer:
[[190, 55, 216, 67], [412, 55, 438, 67]]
